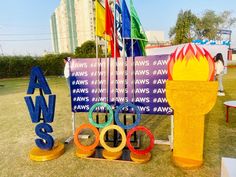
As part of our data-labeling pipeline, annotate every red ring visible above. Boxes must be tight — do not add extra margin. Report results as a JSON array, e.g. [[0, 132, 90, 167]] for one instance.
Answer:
[[74, 124, 100, 151], [127, 126, 155, 155]]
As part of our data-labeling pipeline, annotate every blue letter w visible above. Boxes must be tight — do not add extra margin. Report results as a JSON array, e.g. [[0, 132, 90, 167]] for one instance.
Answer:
[[24, 95, 56, 123]]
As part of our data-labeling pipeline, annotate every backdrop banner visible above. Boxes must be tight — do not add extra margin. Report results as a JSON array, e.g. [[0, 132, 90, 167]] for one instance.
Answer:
[[69, 55, 173, 115]]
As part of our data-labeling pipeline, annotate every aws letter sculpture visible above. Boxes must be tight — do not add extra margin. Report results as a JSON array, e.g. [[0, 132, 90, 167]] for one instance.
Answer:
[[24, 67, 64, 161]]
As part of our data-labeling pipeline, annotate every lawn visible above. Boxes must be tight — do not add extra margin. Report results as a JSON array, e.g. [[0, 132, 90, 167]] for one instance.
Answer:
[[0, 68, 236, 177]]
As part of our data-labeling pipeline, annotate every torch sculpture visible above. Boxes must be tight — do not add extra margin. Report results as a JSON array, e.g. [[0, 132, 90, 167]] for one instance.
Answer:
[[166, 43, 218, 168]]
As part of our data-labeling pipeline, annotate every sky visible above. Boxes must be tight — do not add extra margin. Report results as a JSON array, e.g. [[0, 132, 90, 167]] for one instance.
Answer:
[[0, 0, 235, 56]]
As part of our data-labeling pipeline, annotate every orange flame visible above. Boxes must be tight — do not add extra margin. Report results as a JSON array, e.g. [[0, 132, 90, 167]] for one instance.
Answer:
[[168, 43, 215, 81]]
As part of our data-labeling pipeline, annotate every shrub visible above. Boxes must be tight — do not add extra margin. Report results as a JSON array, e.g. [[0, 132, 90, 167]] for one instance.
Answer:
[[0, 53, 73, 79]]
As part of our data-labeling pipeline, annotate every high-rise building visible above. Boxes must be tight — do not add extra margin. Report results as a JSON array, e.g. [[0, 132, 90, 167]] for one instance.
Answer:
[[75, 0, 95, 47], [50, 13, 59, 53], [50, 0, 95, 53]]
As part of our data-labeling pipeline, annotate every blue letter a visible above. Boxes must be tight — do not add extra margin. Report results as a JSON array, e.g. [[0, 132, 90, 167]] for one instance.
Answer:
[[27, 66, 51, 95], [24, 95, 56, 123]]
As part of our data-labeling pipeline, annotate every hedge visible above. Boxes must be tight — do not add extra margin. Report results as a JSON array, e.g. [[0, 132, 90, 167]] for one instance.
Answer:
[[0, 53, 73, 79]]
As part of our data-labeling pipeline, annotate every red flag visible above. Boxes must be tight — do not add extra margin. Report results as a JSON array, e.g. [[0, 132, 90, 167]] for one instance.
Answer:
[[111, 38, 120, 58], [105, 0, 113, 37], [105, 0, 120, 57]]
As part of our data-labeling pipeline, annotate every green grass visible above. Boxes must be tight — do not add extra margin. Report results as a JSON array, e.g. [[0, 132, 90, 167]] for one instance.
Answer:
[[0, 69, 236, 177]]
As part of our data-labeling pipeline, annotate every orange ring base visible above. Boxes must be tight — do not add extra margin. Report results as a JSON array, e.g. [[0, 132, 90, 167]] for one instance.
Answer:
[[102, 149, 122, 160], [130, 152, 151, 163], [76, 148, 95, 158], [29, 141, 65, 161]]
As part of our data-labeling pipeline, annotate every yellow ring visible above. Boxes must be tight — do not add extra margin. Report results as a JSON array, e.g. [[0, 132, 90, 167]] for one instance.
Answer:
[[100, 125, 126, 153]]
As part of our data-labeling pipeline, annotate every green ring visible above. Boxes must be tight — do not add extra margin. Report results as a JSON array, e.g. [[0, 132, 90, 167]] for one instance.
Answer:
[[88, 102, 113, 128]]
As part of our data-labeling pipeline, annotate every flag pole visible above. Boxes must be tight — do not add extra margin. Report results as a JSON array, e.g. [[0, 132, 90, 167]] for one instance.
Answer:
[[113, 0, 118, 147], [123, 37, 127, 133], [113, 0, 117, 111], [96, 36, 98, 59], [130, 2, 134, 105], [113, 0, 116, 60], [105, 35, 109, 141], [131, 39, 134, 57], [130, 0, 137, 142], [105, 36, 108, 103], [104, 38, 108, 97], [95, 31, 99, 122], [95, 1, 99, 102], [95, 0, 100, 123]]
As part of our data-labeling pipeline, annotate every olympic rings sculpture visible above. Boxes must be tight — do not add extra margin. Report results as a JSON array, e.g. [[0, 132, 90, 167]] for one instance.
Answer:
[[75, 102, 154, 158]]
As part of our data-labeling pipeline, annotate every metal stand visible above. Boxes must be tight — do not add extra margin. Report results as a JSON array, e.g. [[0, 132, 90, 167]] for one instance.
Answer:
[[154, 115, 174, 150], [64, 136, 74, 144], [64, 112, 76, 144], [64, 112, 89, 144]]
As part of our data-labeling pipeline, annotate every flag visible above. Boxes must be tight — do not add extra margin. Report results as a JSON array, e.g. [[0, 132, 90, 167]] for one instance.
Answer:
[[115, 0, 123, 52], [122, 0, 130, 39], [105, 0, 120, 57], [121, 0, 142, 57], [95, 0, 112, 57], [105, 0, 113, 37], [95, 0, 105, 39], [130, 0, 147, 55]]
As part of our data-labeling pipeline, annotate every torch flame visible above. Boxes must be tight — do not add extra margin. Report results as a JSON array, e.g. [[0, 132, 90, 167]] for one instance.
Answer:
[[168, 43, 215, 81]]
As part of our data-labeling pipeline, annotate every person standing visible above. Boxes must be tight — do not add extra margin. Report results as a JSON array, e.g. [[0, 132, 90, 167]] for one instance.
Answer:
[[64, 57, 71, 95], [214, 53, 225, 96]]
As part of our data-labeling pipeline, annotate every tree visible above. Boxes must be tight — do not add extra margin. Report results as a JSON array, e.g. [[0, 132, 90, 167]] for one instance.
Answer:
[[74, 40, 104, 58], [218, 11, 236, 30], [194, 10, 223, 40], [169, 10, 236, 44], [169, 10, 198, 45]]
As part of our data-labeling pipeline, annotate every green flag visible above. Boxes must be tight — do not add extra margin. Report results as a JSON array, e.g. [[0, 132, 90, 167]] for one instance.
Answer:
[[130, 0, 147, 55]]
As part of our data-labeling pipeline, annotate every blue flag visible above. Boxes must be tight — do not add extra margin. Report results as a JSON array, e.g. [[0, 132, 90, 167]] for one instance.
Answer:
[[121, 0, 142, 57], [122, 0, 130, 38]]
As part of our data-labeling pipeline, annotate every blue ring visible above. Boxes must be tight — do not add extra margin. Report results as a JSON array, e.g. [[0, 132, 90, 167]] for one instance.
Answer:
[[115, 102, 141, 129]]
